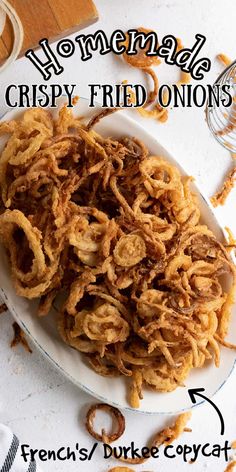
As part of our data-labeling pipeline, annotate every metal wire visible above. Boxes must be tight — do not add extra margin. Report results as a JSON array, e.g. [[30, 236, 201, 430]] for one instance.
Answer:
[[206, 60, 236, 152]]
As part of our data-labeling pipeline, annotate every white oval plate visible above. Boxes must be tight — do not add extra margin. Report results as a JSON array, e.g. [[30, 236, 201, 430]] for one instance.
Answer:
[[0, 97, 236, 415]]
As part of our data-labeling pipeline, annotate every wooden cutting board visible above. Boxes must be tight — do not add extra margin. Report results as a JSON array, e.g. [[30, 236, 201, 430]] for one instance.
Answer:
[[0, 0, 98, 62]]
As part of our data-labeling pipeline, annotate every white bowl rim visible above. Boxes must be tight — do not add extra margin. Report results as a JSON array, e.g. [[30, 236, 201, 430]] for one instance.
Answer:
[[0, 96, 235, 415]]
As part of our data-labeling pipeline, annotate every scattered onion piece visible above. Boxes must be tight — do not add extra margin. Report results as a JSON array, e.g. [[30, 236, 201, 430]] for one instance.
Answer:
[[11, 321, 32, 353], [138, 105, 168, 121], [121, 29, 193, 123], [211, 167, 236, 207], [0, 302, 7, 314], [176, 70, 191, 87], [176, 37, 184, 51], [225, 461, 236, 472], [121, 27, 162, 119], [124, 80, 166, 121], [85, 403, 125, 443], [108, 469, 135, 472], [122, 27, 160, 69], [115, 412, 192, 465], [217, 54, 232, 67]]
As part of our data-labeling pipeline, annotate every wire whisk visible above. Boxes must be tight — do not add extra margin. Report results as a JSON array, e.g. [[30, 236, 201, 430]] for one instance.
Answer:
[[206, 59, 236, 153]]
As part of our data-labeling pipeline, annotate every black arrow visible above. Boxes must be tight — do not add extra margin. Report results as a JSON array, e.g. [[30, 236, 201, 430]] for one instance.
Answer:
[[188, 388, 225, 435]]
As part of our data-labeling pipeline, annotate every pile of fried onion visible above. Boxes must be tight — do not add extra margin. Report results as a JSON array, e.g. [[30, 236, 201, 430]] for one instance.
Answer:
[[0, 103, 235, 408]]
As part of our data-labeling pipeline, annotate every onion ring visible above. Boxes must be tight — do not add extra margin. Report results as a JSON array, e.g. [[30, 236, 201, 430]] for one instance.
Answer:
[[85, 403, 125, 443]]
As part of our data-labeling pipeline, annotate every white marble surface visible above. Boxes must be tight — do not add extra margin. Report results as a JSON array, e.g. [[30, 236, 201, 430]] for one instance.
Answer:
[[0, 0, 236, 470]]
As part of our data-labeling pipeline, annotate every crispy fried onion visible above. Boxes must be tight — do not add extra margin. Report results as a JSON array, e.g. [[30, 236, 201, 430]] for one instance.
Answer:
[[122, 28, 161, 69], [225, 461, 236, 472], [0, 303, 7, 314], [121, 29, 192, 123], [217, 54, 232, 67], [211, 167, 236, 207], [121, 28, 163, 119], [111, 412, 191, 465], [108, 468, 134, 472], [85, 403, 125, 443], [11, 322, 32, 353], [114, 234, 146, 267], [0, 105, 235, 408]]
